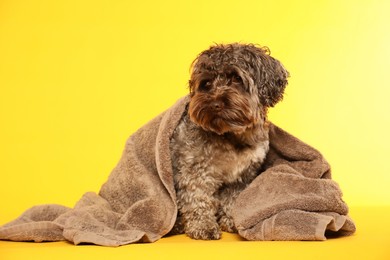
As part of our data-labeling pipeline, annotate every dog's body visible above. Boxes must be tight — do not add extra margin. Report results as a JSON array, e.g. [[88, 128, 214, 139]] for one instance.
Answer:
[[169, 43, 289, 240], [170, 111, 269, 239]]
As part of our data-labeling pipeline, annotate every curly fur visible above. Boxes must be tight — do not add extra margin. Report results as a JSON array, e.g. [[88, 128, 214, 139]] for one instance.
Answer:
[[169, 43, 289, 240]]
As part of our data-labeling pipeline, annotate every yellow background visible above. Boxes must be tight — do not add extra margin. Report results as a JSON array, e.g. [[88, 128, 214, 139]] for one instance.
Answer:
[[1, 0, 390, 226]]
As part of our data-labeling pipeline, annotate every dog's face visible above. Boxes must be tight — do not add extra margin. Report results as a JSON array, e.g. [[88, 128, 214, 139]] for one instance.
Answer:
[[188, 43, 289, 135]]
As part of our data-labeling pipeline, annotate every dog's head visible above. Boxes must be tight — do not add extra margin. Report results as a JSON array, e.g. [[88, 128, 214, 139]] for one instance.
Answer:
[[188, 43, 289, 135]]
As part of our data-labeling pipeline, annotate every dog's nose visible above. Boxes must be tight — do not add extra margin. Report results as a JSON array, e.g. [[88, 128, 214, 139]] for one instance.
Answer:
[[211, 101, 223, 111]]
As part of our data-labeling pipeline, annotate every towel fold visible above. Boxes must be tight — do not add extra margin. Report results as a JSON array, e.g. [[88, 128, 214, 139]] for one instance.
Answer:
[[0, 96, 355, 246]]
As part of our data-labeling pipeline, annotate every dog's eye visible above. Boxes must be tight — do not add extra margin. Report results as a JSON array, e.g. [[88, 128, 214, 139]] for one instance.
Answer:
[[227, 72, 243, 84], [199, 80, 212, 92], [232, 74, 243, 83]]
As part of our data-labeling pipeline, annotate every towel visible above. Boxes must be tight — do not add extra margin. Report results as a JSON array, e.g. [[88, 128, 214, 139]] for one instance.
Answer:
[[0, 96, 356, 246]]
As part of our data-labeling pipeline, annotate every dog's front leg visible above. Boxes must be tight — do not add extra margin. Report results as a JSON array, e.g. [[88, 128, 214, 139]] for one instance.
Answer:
[[216, 164, 260, 233], [216, 182, 243, 233], [175, 171, 222, 240]]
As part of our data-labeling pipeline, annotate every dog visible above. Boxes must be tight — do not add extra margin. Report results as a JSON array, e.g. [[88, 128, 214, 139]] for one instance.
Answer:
[[169, 43, 289, 240]]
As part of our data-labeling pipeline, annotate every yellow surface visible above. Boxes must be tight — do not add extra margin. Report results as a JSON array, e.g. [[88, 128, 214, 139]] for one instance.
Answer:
[[0, 207, 389, 259], [1, 0, 390, 259]]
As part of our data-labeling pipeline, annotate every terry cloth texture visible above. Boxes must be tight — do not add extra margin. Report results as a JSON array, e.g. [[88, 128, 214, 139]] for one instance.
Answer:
[[0, 96, 356, 246]]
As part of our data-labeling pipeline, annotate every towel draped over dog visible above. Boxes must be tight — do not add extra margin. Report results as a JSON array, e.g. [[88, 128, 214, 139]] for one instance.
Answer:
[[0, 96, 356, 246]]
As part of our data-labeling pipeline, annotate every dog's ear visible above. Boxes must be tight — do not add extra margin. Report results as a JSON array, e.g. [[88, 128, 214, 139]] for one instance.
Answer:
[[252, 48, 290, 107]]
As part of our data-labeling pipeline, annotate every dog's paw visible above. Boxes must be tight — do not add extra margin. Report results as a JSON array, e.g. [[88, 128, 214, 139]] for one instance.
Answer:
[[185, 221, 221, 240], [219, 215, 237, 233]]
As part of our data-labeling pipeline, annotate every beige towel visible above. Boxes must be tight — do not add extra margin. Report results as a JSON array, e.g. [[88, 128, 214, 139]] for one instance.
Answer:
[[0, 96, 355, 246]]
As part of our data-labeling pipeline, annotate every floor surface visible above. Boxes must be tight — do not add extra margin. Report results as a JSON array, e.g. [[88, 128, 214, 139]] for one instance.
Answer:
[[1, 206, 389, 260]]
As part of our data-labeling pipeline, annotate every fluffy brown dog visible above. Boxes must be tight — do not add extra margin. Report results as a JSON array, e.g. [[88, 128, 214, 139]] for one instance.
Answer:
[[169, 43, 289, 240]]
